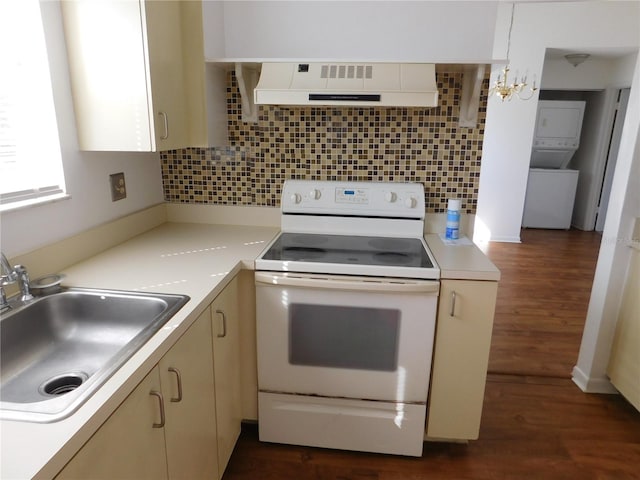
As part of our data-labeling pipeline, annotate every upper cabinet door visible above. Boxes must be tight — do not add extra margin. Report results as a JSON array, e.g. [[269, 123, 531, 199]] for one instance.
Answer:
[[62, 0, 204, 152], [142, 0, 190, 151], [204, 1, 498, 63], [62, 0, 154, 151]]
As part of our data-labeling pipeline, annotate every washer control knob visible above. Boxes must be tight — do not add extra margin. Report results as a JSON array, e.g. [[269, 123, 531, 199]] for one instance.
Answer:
[[290, 193, 302, 204], [385, 192, 397, 203], [309, 189, 321, 200], [405, 196, 417, 208]]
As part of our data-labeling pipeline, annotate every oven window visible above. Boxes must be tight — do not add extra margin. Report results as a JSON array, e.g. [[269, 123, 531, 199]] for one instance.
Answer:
[[289, 304, 400, 371]]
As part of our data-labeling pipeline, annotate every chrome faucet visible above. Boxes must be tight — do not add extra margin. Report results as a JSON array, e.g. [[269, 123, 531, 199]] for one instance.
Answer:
[[1, 252, 33, 311]]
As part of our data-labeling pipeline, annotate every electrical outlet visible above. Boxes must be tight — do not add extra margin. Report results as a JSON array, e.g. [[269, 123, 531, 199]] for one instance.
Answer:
[[109, 172, 127, 201]]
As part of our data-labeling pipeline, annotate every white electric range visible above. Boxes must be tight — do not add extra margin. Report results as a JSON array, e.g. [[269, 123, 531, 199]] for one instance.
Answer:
[[255, 180, 440, 457]]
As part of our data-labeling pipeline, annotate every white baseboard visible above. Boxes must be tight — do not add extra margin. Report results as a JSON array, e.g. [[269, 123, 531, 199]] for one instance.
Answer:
[[571, 366, 619, 394], [486, 235, 522, 243]]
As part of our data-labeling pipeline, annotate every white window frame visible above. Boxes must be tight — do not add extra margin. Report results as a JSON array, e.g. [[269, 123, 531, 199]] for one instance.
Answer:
[[0, 0, 67, 212]]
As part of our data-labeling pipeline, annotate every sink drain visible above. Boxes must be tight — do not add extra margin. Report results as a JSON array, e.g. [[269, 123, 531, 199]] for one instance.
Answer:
[[40, 373, 88, 396]]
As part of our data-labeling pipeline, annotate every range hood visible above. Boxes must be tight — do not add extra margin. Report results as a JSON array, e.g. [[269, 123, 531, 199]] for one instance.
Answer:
[[254, 63, 439, 107]]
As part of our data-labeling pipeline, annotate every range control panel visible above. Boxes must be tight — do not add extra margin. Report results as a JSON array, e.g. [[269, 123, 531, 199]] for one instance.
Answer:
[[335, 187, 370, 204], [281, 180, 425, 218]]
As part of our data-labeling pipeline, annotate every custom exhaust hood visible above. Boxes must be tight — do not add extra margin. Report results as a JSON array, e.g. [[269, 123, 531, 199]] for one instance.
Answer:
[[254, 63, 439, 107]]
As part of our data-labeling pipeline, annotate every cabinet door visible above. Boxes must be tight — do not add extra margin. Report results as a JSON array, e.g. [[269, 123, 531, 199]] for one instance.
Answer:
[[211, 276, 242, 478], [61, 0, 154, 151], [607, 248, 640, 411], [56, 367, 168, 480], [427, 280, 497, 440], [160, 308, 219, 480], [62, 0, 201, 152], [143, 0, 190, 151]]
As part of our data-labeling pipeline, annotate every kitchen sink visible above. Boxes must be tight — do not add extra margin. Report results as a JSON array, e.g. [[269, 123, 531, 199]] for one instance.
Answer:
[[0, 288, 189, 423]]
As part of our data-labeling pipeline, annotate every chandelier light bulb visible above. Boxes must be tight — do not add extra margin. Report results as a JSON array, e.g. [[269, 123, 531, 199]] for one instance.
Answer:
[[489, 66, 538, 102]]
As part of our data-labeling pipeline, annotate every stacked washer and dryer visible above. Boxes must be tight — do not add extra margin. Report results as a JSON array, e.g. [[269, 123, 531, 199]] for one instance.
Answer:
[[522, 100, 586, 229]]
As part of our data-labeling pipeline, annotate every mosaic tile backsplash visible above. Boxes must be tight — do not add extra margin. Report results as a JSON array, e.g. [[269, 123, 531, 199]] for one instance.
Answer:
[[161, 70, 488, 213]]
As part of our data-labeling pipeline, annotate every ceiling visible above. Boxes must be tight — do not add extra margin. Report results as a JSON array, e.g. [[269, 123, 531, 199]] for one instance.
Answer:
[[545, 47, 638, 62]]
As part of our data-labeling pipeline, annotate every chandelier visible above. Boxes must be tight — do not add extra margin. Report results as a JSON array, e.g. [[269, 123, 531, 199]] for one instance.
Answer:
[[489, 66, 537, 101], [489, 3, 538, 101]]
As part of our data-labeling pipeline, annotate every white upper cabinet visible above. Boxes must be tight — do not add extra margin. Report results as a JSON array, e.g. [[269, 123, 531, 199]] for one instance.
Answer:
[[203, 1, 499, 63], [62, 0, 205, 152]]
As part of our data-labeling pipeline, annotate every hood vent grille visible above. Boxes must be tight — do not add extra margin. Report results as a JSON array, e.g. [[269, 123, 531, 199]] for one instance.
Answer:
[[254, 63, 439, 108], [320, 65, 374, 80]]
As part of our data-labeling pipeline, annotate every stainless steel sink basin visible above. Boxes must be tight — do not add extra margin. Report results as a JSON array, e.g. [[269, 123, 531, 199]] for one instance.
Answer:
[[0, 288, 189, 422]]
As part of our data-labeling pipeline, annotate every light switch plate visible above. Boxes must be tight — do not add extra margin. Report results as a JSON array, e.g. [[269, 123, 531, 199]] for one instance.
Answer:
[[109, 172, 126, 201]]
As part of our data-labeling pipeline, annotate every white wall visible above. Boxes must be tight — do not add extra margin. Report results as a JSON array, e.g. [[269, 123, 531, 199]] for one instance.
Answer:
[[476, 1, 640, 243], [475, 1, 640, 393], [206, 1, 499, 63], [541, 54, 636, 90], [0, 1, 164, 259], [574, 57, 640, 393]]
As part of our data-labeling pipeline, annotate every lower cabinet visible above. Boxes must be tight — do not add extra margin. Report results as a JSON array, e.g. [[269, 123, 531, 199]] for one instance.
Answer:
[[426, 279, 498, 441], [607, 247, 640, 411], [160, 308, 218, 480], [55, 367, 169, 480], [211, 275, 242, 476], [57, 276, 242, 479]]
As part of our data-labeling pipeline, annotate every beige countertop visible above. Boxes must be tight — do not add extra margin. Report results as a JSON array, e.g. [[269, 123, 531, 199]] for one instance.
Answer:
[[1, 221, 498, 479], [425, 234, 501, 282], [0, 222, 279, 480]]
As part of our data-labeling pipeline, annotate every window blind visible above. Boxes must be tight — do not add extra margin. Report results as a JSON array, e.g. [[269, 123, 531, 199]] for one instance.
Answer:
[[0, 0, 65, 208]]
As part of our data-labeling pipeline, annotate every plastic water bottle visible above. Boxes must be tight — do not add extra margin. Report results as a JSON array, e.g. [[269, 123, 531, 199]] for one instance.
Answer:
[[446, 199, 461, 240]]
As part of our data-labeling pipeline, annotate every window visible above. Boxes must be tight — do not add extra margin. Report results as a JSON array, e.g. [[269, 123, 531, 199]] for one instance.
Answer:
[[0, 0, 66, 211]]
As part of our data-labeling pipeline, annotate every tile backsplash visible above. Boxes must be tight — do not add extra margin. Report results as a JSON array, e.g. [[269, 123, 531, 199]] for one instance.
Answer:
[[161, 69, 488, 213]]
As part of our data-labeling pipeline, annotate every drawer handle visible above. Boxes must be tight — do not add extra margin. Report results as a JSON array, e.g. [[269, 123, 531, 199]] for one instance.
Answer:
[[216, 309, 227, 338], [168, 367, 183, 403], [450, 291, 457, 317], [150, 390, 165, 428], [159, 111, 169, 140]]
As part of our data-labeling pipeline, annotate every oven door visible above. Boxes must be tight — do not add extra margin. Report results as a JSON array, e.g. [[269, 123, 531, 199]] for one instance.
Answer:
[[255, 271, 439, 403]]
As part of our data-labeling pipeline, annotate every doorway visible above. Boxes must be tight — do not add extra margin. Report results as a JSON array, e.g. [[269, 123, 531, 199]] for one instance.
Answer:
[[535, 88, 630, 232]]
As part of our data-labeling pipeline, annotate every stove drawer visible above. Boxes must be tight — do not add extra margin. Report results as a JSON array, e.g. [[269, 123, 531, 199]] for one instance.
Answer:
[[258, 392, 426, 457]]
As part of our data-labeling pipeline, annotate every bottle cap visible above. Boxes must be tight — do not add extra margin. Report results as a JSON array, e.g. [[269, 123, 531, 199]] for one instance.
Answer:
[[448, 199, 461, 211]]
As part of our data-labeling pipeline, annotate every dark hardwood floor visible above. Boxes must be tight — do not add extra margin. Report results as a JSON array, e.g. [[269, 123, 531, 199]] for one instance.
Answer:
[[482, 228, 603, 378], [223, 229, 640, 480]]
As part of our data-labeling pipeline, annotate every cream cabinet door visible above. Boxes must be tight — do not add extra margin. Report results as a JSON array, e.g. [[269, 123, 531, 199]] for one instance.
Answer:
[[427, 280, 498, 440], [56, 367, 168, 480], [61, 0, 154, 151], [62, 0, 203, 152], [159, 308, 219, 480], [211, 276, 242, 478], [143, 0, 190, 151], [607, 248, 640, 411]]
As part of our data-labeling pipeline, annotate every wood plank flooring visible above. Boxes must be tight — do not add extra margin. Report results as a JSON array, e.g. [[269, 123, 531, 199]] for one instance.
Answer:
[[223, 229, 640, 480], [481, 228, 603, 378]]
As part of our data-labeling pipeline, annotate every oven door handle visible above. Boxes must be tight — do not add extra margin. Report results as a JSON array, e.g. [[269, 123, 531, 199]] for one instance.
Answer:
[[255, 272, 439, 294]]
